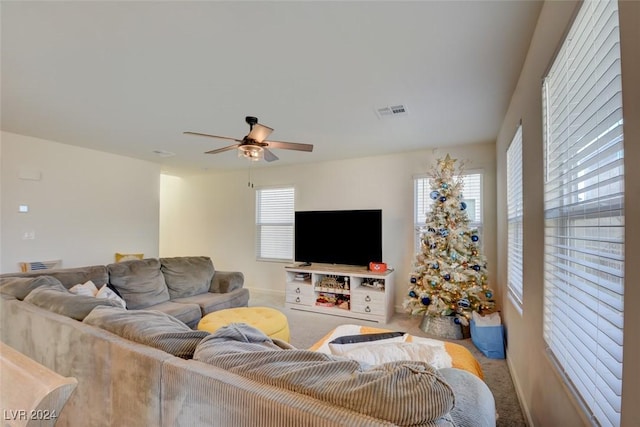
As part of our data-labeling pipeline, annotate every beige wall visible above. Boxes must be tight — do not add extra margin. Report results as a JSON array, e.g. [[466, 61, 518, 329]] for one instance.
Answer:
[[0, 132, 161, 272], [160, 142, 496, 312], [495, 1, 640, 425]]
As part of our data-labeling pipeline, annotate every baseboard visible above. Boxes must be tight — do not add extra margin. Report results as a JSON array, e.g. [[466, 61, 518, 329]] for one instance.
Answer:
[[506, 350, 533, 426]]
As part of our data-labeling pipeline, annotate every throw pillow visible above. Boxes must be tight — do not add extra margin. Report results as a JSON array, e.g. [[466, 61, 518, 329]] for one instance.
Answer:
[[160, 256, 214, 299], [331, 342, 454, 368], [107, 258, 170, 309], [24, 286, 123, 321], [96, 284, 127, 308], [0, 276, 64, 300], [69, 280, 99, 297], [83, 306, 209, 359], [194, 324, 455, 425], [115, 253, 144, 263], [327, 332, 408, 356]]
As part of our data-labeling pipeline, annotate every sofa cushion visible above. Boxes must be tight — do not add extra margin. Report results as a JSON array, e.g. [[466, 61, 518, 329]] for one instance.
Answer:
[[24, 284, 123, 321], [172, 288, 250, 315], [83, 306, 210, 359], [144, 300, 202, 329], [160, 257, 214, 299], [107, 259, 170, 309], [0, 265, 109, 289], [193, 324, 455, 425], [0, 276, 64, 300]]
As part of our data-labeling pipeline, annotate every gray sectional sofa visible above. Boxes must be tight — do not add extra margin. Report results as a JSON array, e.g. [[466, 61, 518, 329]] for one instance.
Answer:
[[0, 257, 497, 426], [0, 256, 249, 328]]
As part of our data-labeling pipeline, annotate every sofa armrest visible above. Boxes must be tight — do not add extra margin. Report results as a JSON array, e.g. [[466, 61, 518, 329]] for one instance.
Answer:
[[438, 367, 496, 427], [210, 271, 244, 293]]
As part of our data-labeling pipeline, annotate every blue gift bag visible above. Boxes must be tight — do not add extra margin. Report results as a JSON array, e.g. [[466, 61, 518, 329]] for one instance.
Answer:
[[470, 319, 505, 359]]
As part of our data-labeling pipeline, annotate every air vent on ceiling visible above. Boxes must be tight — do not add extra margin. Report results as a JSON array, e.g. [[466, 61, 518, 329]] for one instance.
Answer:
[[153, 149, 175, 157], [376, 104, 408, 119]]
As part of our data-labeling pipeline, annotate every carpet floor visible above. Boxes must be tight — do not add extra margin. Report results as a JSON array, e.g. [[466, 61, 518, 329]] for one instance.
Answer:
[[250, 291, 526, 427]]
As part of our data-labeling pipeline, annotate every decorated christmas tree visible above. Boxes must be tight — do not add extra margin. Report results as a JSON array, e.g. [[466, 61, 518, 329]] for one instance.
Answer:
[[404, 154, 494, 326]]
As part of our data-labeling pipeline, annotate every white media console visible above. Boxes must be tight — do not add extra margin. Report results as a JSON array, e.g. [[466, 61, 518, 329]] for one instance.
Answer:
[[284, 263, 395, 323]]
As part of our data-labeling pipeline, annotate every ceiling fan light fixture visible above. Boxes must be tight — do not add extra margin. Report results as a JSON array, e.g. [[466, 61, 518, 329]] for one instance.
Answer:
[[238, 145, 264, 161]]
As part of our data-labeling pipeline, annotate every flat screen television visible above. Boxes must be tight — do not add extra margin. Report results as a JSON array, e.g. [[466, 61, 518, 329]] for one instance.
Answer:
[[294, 209, 382, 267]]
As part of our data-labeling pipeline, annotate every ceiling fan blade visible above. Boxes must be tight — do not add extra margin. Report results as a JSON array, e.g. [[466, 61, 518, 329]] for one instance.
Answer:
[[263, 148, 279, 162], [205, 144, 240, 154], [247, 123, 273, 143], [265, 140, 314, 152], [184, 131, 243, 143]]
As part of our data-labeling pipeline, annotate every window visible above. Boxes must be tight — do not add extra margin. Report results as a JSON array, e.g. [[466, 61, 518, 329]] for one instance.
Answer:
[[255, 187, 294, 262], [414, 172, 483, 251], [542, 1, 624, 426], [507, 125, 524, 312]]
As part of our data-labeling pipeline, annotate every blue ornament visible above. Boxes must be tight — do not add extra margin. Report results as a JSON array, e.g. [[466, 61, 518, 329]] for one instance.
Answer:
[[451, 252, 457, 260], [485, 291, 493, 299], [473, 265, 481, 271], [409, 290, 417, 298], [441, 183, 449, 189], [410, 277, 417, 284], [454, 317, 461, 324], [430, 191, 440, 200], [457, 298, 471, 308], [439, 196, 447, 203], [432, 263, 439, 270], [443, 274, 451, 281], [430, 281, 437, 287], [460, 201, 467, 210], [421, 296, 431, 306], [472, 235, 479, 242]]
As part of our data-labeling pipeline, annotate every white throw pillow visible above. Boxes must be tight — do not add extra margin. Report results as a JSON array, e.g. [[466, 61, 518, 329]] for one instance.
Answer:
[[69, 280, 99, 297], [96, 284, 127, 309], [335, 341, 453, 368], [328, 334, 408, 356]]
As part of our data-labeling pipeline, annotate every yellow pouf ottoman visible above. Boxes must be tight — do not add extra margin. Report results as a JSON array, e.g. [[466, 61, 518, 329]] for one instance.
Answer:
[[197, 307, 290, 343]]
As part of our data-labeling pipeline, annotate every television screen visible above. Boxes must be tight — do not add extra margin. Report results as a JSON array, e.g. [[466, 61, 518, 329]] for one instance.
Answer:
[[294, 209, 382, 267]]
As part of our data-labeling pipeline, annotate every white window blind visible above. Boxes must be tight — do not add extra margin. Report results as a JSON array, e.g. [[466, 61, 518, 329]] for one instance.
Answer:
[[255, 187, 294, 262], [507, 125, 524, 312], [542, 1, 624, 426], [414, 172, 483, 251]]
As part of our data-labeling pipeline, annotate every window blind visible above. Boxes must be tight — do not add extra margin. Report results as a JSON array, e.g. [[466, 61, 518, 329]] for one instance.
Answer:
[[414, 172, 483, 251], [255, 187, 294, 261], [542, 1, 624, 426], [507, 125, 524, 312]]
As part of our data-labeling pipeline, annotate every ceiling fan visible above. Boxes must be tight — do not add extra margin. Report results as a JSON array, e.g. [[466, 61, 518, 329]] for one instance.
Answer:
[[184, 116, 313, 162]]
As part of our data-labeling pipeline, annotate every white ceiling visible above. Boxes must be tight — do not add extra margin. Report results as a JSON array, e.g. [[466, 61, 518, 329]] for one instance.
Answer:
[[1, 1, 542, 175]]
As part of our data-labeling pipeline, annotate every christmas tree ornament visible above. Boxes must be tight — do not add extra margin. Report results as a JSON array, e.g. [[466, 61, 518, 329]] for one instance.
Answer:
[[460, 201, 467, 210], [430, 191, 440, 200], [439, 196, 447, 202], [409, 290, 417, 298], [472, 235, 479, 242]]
